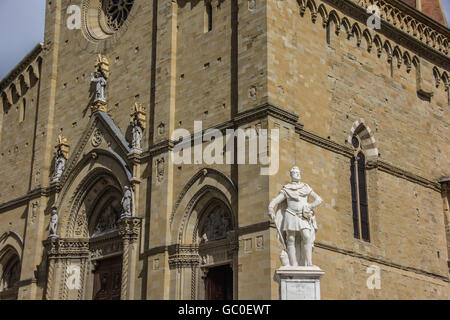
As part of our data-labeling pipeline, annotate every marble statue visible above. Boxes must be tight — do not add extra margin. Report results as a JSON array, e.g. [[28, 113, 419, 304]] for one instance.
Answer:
[[130, 102, 146, 153], [131, 118, 143, 152], [49, 209, 59, 238], [121, 186, 133, 218], [52, 150, 66, 182], [268, 166, 323, 267], [91, 71, 107, 103], [52, 133, 69, 182]]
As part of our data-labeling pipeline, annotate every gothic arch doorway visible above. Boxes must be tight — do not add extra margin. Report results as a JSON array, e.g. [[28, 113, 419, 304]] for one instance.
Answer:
[[44, 169, 141, 300], [169, 169, 238, 300], [87, 189, 124, 300], [0, 247, 21, 300], [196, 200, 235, 300]]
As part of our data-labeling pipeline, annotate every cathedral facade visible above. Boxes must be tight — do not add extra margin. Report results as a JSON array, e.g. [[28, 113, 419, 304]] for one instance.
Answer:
[[0, 0, 449, 300]]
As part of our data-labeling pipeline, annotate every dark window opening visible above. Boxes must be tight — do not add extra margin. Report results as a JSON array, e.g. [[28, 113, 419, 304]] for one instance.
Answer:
[[205, 2, 213, 32], [350, 137, 370, 242]]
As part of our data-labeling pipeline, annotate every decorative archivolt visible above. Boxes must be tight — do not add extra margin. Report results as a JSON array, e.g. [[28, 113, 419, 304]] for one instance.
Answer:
[[0, 231, 23, 259], [57, 166, 128, 238], [0, 247, 21, 293], [347, 119, 379, 160], [295, 0, 449, 92], [170, 168, 237, 244], [0, 232, 23, 293]]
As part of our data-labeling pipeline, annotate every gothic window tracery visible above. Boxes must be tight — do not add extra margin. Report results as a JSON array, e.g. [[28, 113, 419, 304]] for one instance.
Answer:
[[102, 0, 135, 32], [81, 0, 135, 44]]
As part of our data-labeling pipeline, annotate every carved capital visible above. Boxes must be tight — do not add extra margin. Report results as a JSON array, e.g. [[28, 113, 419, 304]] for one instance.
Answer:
[[118, 217, 142, 242], [168, 245, 200, 269], [43, 238, 90, 258]]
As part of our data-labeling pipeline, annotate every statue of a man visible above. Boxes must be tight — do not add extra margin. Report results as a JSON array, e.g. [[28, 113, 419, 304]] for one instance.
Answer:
[[49, 209, 58, 238], [52, 150, 66, 182], [268, 166, 323, 267], [131, 118, 143, 151], [121, 186, 133, 218], [91, 71, 107, 103]]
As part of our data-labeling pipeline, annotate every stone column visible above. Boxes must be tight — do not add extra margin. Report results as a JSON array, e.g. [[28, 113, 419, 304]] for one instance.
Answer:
[[118, 217, 142, 300], [438, 179, 450, 267], [42, 238, 58, 300], [275, 266, 325, 300], [42, 238, 89, 300]]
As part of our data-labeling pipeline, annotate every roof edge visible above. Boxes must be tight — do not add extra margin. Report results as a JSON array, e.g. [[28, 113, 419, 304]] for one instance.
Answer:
[[0, 43, 44, 91]]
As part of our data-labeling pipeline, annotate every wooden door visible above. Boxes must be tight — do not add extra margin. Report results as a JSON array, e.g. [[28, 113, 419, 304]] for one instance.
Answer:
[[205, 264, 233, 300], [93, 256, 122, 300]]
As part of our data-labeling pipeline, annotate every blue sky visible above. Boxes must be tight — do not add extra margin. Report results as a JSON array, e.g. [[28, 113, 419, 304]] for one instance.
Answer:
[[0, 0, 449, 80]]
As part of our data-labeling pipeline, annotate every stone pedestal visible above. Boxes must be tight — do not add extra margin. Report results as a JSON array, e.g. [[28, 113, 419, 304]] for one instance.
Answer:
[[275, 266, 324, 300]]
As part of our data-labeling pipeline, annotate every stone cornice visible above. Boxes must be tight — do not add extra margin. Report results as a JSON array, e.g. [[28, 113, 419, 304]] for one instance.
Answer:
[[367, 159, 441, 191], [0, 104, 443, 216], [315, 241, 449, 282], [147, 222, 449, 282], [0, 43, 43, 91], [233, 103, 301, 127], [0, 185, 57, 213], [298, 128, 354, 157], [321, 0, 449, 69], [371, 0, 449, 32]]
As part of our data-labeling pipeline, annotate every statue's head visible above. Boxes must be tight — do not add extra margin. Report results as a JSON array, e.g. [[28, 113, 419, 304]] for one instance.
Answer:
[[290, 166, 301, 182]]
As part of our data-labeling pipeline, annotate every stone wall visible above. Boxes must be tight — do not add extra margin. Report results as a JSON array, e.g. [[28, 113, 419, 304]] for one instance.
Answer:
[[0, 0, 448, 300]]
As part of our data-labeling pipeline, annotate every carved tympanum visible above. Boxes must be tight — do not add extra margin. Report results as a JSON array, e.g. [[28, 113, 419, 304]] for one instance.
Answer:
[[200, 206, 232, 243], [92, 199, 121, 237]]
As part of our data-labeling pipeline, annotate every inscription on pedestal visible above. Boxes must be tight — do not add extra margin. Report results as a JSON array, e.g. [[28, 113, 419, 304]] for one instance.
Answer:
[[275, 266, 324, 300], [286, 280, 315, 300]]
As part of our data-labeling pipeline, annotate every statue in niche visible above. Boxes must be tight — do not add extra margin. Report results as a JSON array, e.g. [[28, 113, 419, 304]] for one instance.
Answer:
[[120, 186, 133, 218], [52, 153, 66, 182], [52, 133, 69, 182], [91, 71, 107, 103], [131, 118, 143, 152], [90, 54, 110, 113], [130, 102, 146, 153], [200, 206, 231, 243], [268, 166, 323, 267], [48, 209, 59, 238]]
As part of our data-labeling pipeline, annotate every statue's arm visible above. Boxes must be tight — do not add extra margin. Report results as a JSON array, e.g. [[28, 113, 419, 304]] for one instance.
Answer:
[[268, 192, 286, 219], [308, 190, 323, 209]]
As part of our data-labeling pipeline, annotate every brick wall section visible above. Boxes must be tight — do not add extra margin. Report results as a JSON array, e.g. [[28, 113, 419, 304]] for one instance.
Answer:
[[421, 0, 447, 26], [402, 0, 417, 8]]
